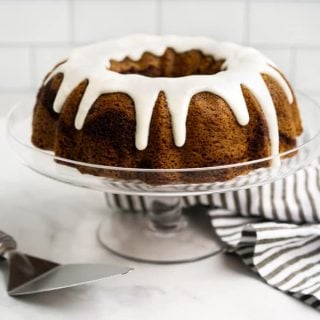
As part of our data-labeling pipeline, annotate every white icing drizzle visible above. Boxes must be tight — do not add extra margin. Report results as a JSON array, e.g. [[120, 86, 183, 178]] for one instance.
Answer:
[[45, 34, 293, 161]]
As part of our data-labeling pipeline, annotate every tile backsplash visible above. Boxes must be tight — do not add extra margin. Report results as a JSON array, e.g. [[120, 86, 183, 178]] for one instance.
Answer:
[[1, 0, 320, 114]]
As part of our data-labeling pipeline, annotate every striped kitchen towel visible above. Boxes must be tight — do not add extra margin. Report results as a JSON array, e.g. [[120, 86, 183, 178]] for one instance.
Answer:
[[105, 160, 320, 309], [210, 211, 320, 309]]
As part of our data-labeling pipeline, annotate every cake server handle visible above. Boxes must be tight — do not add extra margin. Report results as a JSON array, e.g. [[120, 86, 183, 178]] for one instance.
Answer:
[[0, 230, 17, 259]]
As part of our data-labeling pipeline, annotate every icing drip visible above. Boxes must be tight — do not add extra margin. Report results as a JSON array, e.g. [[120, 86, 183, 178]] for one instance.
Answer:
[[45, 34, 293, 161]]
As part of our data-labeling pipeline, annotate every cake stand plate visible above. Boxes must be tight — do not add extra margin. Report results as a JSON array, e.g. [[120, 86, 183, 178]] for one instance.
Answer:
[[6, 92, 320, 264]]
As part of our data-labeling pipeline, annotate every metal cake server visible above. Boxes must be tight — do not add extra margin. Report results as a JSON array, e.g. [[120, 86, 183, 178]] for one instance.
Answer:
[[0, 230, 132, 296]]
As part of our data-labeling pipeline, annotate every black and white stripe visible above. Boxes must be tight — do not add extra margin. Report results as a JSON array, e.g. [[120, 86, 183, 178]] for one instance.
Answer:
[[104, 160, 320, 309], [105, 161, 320, 223], [209, 210, 320, 309]]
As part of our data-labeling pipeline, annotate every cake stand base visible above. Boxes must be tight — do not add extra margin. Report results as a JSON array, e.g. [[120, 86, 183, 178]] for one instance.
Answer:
[[98, 198, 223, 264]]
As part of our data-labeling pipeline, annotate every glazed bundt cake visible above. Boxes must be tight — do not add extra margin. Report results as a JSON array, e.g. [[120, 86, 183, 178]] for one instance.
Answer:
[[32, 35, 302, 183]]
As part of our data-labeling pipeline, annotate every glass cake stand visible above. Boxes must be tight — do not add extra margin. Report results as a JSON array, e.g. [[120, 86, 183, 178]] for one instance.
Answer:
[[6, 93, 320, 263]]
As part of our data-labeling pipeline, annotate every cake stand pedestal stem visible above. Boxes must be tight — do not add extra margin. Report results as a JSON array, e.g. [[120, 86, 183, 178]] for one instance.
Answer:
[[146, 196, 186, 233], [98, 194, 223, 264]]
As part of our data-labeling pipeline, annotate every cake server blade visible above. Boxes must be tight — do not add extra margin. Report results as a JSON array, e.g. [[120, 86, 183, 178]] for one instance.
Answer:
[[6, 251, 132, 296]]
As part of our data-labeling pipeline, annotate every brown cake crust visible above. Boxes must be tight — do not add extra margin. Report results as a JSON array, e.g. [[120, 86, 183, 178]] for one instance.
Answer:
[[32, 49, 302, 184]]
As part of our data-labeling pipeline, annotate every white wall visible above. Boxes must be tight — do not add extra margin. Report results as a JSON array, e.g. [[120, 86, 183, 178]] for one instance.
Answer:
[[1, 0, 320, 115]]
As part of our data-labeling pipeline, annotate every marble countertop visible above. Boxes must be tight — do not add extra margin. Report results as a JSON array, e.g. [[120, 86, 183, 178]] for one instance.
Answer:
[[0, 118, 319, 320]]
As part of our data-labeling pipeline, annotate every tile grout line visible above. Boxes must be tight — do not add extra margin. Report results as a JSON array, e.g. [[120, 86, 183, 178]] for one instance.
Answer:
[[48, 0, 320, 1], [69, 0, 75, 45], [156, 0, 162, 35], [0, 43, 74, 48], [290, 47, 298, 87], [29, 45, 37, 89], [2, 43, 320, 50], [243, 0, 251, 45], [0, 88, 37, 93], [250, 45, 320, 50]]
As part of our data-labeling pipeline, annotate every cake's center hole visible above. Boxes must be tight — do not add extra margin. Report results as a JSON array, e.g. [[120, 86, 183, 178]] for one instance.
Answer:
[[109, 48, 225, 77]]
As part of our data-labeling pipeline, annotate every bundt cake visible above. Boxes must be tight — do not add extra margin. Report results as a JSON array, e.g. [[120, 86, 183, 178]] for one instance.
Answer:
[[31, 35, 302, 183]]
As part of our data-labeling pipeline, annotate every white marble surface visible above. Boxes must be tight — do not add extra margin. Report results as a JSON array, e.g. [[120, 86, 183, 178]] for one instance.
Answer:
[[0, 117, 319, 320]]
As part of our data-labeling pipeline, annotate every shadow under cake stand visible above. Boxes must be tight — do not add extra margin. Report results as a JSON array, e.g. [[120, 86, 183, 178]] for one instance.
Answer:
[[7, 93, 320, 263]]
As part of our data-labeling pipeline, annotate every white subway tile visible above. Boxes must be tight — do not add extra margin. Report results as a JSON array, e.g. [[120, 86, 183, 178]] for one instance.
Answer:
[[74, 0, 157, 43], [249, 2, 320, 45], [295, 50, 320, 93], [34, 47, 72, 87], [0, 91, 34, 116], [256, 47, 293, 79], [0, 48, 31, 89], [0, 1, 70, 43], [161, 0, 246, 42]]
